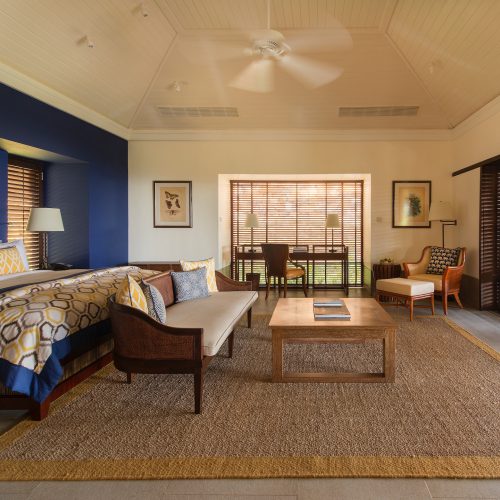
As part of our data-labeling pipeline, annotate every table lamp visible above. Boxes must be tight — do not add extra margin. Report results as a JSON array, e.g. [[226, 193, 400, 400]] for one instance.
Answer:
[[326, 213, 340, 253], [244, 213, 259, 252], [26, 207, 64, 269], [429, 201, 456, 248]]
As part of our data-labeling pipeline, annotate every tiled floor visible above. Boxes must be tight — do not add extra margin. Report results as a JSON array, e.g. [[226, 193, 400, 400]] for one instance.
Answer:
[[0, 289, 498, 500]]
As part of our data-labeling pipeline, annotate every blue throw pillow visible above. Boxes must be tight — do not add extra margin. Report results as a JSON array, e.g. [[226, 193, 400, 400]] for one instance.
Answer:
[[141, 281, 167, 324], [171, 267, 210, 302]]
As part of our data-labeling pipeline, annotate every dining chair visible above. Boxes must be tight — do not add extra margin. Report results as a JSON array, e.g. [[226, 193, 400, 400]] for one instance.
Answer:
[[261, 243, 307, 299]]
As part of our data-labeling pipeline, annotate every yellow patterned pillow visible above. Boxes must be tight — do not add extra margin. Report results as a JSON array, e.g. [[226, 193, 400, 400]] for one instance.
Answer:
[[180, 257, 217, 292], [0, 247, 27, 275], [115, 275, 148, 313]]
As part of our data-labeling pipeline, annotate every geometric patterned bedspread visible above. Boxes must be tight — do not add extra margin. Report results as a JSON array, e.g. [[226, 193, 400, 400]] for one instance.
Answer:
[[0, 266, 156, 384]]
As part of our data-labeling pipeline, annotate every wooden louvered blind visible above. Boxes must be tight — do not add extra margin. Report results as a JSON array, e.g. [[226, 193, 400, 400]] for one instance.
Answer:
[[480, 164, 500, 310], [7, 160, 43, 270], [231, 180, 363, 286]]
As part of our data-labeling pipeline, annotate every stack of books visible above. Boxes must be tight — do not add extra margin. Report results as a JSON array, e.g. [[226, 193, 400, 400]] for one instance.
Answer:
[[313, 299, 351, 320]]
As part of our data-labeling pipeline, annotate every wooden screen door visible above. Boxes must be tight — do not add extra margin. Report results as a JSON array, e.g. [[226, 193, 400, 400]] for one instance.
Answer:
[[480, 163, 500, 311]]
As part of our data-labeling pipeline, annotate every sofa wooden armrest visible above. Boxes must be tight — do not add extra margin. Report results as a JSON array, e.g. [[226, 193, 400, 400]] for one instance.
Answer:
[[110, 299, 203, 362], [215, 271, 252, 291]]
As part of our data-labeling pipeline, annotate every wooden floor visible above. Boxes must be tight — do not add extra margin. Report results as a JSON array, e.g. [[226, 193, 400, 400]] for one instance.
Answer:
[[0, 287, 498, 500]]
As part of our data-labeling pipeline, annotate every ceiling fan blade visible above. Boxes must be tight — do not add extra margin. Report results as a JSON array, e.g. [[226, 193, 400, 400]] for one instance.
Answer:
[[177, 37, 251, 65], [228, 59, 274, 93], [286, 27, 353, 54], [277, 54, 343, 89]]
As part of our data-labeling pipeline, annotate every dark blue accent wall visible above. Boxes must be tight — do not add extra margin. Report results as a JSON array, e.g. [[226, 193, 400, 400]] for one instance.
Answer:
[[45, 163, 90, 268], [0, 149, 7, 242], [0, 83, 128, 267]]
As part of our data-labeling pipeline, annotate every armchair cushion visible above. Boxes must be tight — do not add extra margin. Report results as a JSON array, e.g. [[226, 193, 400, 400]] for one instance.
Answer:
[[426, 247, 461, 275], [406, 273, 443, 292], [171, 267, 209, 303]]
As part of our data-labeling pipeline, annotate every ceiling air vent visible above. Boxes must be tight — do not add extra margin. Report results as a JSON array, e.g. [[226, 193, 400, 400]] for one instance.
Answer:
[[339, 106, 419, 117], [157, 106, 239, 118]]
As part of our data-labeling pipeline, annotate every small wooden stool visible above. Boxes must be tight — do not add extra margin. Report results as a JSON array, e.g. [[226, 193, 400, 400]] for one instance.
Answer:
[[376, 278, 435, 321]]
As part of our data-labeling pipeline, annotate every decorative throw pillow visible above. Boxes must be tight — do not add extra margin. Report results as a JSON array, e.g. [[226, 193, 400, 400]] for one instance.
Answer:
[[141, 281, 167, 324], [0, 246, 27, 275], [171, 267, 209, 303], [0, 240, 29, 270], [115, 275, 148, 313], [426, 246, 461, 275], [180, 257, 218, 292]]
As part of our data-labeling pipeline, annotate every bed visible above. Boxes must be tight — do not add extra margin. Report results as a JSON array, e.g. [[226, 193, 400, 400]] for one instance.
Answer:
[[0, 256, 156, 420]]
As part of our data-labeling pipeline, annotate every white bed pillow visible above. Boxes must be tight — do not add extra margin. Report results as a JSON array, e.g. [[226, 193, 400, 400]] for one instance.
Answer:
[[0, 240, 30, 271]]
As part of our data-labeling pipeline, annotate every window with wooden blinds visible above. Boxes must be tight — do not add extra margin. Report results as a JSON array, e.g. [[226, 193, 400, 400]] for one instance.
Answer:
[[231, 180, 364, 286], [7, 158, 43, 270], [480, 164, 500, 311]]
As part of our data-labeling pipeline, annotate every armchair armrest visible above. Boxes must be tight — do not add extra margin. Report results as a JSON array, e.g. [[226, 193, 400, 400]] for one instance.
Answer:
[[110, 300, 203, 361], [442, 264, 464, 293], [287, 259, 305, 272], [403, 246, 431, 277], [215, 271, 252, 291]]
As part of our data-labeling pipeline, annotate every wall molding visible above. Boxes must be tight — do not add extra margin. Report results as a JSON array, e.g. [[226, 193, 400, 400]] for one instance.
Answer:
[[451, 96, 500, 140], [0, 61, 129, 140], [129, 128, 453, 142]]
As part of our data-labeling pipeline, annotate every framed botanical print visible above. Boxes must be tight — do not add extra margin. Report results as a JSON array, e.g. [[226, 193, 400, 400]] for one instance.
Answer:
[[392, 181, 431, 228], [153, 181, 192, 228]]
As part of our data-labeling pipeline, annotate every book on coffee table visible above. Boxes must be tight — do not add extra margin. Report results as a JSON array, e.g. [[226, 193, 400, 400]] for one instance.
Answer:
[[314, 300, 351, 320], [313, 300, 343, 307]]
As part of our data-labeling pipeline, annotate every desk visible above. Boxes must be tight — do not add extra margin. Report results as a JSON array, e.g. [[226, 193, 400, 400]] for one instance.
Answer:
[[234, 246, 349, 295]]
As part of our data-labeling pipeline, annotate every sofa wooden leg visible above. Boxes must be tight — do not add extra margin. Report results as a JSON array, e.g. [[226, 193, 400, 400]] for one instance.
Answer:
[[194, 368, 203, 414], [30, 399, 50, 421], [126, 372, 133, 384], [454, 292, 464, 308], [247, 308, 252, 328], [409, 298, 414, 321], [302, 275, 307, 297], [443, 294, 448, 315], [228, 331, 234, 358], [431, 294, 435, 315]]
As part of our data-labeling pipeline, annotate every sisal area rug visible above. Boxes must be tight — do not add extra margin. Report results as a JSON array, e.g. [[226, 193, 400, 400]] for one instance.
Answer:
[[0, 313, 498, 480]]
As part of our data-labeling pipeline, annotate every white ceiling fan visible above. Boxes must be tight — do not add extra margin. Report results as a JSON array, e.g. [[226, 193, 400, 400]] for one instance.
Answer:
[[227, 0, 352, 93]]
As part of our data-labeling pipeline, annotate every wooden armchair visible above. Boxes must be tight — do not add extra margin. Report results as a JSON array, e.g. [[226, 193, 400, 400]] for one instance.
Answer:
[[109, 271, 253, 414], [261, 243, 307, 299], [403, 246, 466, 314]]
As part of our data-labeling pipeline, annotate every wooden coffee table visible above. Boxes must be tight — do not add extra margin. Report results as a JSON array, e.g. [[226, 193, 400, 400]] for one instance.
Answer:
[[269, 298, 397, 383]]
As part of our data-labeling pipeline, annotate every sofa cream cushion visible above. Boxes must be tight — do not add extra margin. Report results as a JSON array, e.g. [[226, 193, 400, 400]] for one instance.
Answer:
[[166, 290, 258, 356], [180, 257, 217, 292], [115, 275, 148, 313], [409, 274, 443, 292], [376, 277, 434, 296]]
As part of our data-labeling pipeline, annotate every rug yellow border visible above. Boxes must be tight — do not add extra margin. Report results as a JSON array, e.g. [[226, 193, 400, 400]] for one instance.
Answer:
[[0, 316, 498, 481]]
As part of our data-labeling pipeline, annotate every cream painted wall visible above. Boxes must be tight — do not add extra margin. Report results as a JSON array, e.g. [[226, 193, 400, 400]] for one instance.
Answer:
[[451, 106, 500, 279], [128, 140, 453, 270]]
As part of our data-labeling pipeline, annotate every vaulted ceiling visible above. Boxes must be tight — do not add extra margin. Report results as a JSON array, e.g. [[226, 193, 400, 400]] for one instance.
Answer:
[[0, 0, 499, 133]]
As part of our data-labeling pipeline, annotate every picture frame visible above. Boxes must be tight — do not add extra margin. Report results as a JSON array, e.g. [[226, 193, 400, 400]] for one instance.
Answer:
[[392, 180, 431, 228], [153, 181, 192, 228]]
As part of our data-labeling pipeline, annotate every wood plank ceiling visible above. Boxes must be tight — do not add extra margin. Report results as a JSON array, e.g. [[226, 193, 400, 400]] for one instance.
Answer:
[[0, 0, 498, 131]]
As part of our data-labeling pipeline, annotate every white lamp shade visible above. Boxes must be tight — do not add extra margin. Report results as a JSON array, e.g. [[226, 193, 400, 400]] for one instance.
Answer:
[[26, 208, 64, 232], [429, 201, 455, 221], [325, 213, 340, 228], [244, 213, 259, 228]]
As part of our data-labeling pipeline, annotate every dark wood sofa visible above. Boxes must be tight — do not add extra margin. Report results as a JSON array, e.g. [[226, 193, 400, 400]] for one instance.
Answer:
[[109, 271, 257, 414]]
